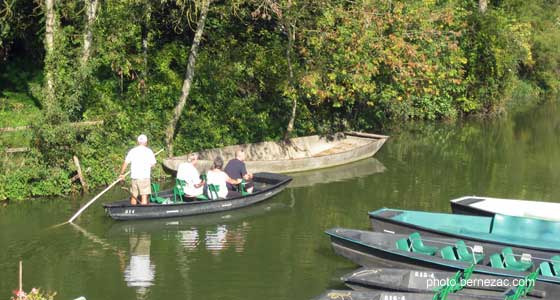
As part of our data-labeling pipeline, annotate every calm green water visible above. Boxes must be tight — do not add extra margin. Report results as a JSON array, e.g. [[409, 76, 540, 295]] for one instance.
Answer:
[[1, 102, 560, 300]]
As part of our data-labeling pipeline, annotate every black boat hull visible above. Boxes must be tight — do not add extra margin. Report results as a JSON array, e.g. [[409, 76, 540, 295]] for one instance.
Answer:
[[315, 290, 520, 300], [342, 267, 559, 299], [103, 172, 291, 220]]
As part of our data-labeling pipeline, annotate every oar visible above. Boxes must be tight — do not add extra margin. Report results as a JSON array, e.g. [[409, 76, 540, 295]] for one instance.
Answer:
[[64, 148, 165, 224]]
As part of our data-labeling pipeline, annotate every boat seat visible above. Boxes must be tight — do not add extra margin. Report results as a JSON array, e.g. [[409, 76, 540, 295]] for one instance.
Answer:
[[440, 246, 458, 261], [551, 256, 560, 275], [490, 253, 506, 269], [396, 238, 411, 251], [456, 240, 484, 264], [237, 179, 249, 196], [150, 183, 168, 204], [409, 232, 437, 256], [502, 247, 532, 272], [539, 262, 556, 277], [173, 179, 186, 203], [173, 179, 208, 201], [207, 184, 220, 200]]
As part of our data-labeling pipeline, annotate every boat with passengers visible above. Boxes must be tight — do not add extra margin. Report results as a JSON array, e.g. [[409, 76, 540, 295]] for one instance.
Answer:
[[103, 172, 291, 220]]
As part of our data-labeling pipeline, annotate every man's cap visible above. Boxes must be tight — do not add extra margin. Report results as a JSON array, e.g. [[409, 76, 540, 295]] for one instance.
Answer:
[[137, 134, 148, 143]]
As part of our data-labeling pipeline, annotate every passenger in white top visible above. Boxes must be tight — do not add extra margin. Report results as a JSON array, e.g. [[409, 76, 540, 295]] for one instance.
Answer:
[[206, 156, 242, 199], [119, 134, 156, 205], [176, 153, 205, 197]]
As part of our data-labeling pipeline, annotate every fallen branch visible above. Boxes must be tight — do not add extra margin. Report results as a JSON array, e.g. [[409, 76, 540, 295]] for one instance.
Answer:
[[0, 120, 104, 133], [5, 147, 30, 153]]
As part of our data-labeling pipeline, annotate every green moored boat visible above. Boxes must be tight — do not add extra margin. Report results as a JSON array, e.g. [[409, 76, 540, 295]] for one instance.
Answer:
[[369, 208, 560, 253]]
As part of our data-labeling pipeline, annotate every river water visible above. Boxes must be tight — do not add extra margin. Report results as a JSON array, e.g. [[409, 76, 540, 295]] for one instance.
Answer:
[[1, 101, 559, 300]]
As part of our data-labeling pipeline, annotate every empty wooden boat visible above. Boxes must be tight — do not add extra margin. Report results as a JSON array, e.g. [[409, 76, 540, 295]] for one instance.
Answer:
[[451, 196, 560, 222], [163, 132, 388, 174], [369, 208, 560, 253]]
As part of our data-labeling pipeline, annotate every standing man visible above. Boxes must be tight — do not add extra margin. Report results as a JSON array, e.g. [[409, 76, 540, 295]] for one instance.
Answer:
[[224, 149, 254, 194], [119, 134, 156, 205]]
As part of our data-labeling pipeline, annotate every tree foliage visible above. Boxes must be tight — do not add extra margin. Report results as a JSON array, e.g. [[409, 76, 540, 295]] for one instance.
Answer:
[[0, 0, 558, 200]]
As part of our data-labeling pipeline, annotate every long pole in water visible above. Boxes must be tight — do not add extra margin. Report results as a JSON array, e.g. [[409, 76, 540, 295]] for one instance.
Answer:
[[67, 148, 165, 223]]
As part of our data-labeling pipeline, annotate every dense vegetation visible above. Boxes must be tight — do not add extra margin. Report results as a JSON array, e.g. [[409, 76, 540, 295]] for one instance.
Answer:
[[0, 0, 559, 201]]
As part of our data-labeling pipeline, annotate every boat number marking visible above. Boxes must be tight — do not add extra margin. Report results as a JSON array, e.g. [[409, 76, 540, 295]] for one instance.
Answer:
[[166, 210, 179, 214], [382, 296, 406, 300], [383, 229, 395, 234], [124, 209, 135, 214], [222, 203, 232, 207], [413, 271, 435, 278]]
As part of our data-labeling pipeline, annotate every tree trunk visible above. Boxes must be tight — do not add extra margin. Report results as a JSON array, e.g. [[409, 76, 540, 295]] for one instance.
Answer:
[[141, 2, 151, 97], [479, 0, 487, 13], [164, 0, 211, 156], [82, 0, 98, 66], [283, 22, 297, 140], [44, 0, 56, 103]]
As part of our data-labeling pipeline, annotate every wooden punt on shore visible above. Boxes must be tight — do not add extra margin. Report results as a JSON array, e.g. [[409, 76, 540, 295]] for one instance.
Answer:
[[103, 172, 291, 220], [163, 131, 388, 174], [451, 196, 560, 222], [325, 228, 560, 285], [342, 267, 558, 298]]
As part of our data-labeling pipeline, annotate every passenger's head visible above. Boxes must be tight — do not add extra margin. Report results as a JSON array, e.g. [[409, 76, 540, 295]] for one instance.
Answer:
[[212, 156, 224, 170], [235, 149, 246, 161], [187, 153, 198, 164], [137, 134, 148, 146]]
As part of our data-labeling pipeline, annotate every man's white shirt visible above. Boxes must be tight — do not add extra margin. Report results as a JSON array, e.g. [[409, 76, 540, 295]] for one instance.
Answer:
[[125, 146, 156, 179]]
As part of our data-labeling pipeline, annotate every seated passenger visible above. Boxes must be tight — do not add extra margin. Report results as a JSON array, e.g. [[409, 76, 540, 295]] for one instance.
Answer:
[[225, 150, 254, 194], [207, 156, 242, 199], [176, 153, 205, 198]]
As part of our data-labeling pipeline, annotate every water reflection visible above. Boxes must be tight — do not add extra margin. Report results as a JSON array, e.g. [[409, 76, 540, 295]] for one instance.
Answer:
[[288, 158, 386, 188], [108, 202, 288, 237], [202, 222, 250, 254], [179, 229, 200, 251], [124, 233, 155, 299]]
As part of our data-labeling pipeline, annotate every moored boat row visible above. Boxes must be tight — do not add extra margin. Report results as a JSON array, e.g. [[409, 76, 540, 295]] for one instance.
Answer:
[[316, 196, 560, 300]]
